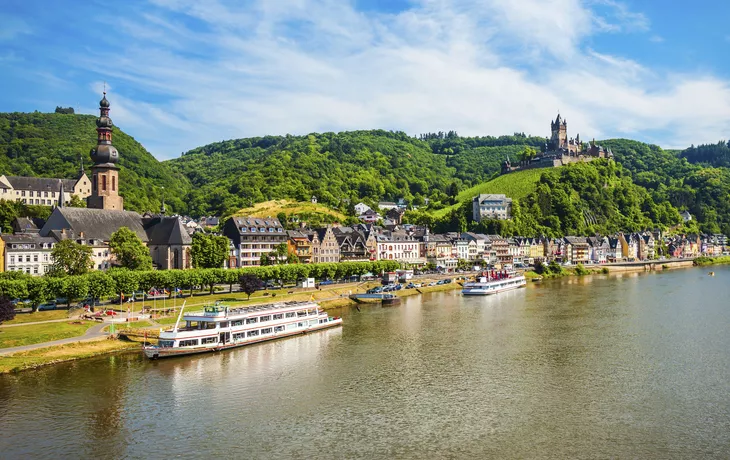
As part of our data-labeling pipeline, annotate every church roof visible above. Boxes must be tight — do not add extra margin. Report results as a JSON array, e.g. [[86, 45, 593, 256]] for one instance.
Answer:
[[41, 207, 148, 242], [144, 216, 192, 245]]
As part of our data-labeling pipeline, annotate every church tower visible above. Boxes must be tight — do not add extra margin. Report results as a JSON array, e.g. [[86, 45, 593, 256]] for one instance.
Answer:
[[550, 114, 568, 150], [87, 92, 124, 211]]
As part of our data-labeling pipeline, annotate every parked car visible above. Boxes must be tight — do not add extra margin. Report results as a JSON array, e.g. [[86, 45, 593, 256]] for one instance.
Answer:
[[319, 280, 335, 286], [37, 301, 57, 311]]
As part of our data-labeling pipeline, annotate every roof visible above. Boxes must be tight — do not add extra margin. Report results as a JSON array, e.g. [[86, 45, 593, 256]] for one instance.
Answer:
[[41, 207, 148, 242], [287, 230, 309, 239], [144, 216, 192, 245], [1, 233, 56, 246], [4, 176, 78, 191], [229, 216, 283, 234], [473, 194, 512, 204]]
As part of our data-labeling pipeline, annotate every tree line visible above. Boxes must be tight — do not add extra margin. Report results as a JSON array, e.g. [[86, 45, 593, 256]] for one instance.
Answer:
[[0, 260, 401, 310]]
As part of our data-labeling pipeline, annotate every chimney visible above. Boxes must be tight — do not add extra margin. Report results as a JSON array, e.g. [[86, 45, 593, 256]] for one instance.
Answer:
[[79, 231, 85, 239]]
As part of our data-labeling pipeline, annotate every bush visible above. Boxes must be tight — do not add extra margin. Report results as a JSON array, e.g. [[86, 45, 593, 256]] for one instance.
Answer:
[[574, 264, 590, 276], [601, 267, 609, 274]]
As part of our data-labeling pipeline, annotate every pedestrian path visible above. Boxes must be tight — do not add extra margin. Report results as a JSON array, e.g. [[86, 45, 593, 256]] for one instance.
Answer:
[[1, 318, 73, 328], [0, 323, 109, 356]]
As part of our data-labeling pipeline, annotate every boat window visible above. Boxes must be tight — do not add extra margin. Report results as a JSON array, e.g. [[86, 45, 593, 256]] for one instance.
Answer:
[[159, 340, 175, 348], [308, 319, 318, 326], [179, 339, 198, 347], [308, 310, 317, 316], [261, 327, 272, 334], [259, 315, 271, 322], [246, 317, 258, 324], [232, 320, 242, 326], [297, 311, 307, 317], [220, 322, 228, 328], [273, 314, 283, 320], [286, 323, 297, 330], [187, 321, 198, 329], [274, 326, 284, 332], [204, 322, 217, 329], [285, 312, 295, 318], [297, 322, 305, 327], [233, 333, 245, 340], [247, 330, 259, 337], [201, 337, 217, 344]]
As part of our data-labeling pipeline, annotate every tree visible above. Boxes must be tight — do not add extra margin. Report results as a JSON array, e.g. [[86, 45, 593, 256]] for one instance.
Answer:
[[277, 212, 288, 230], [0, 296, 15, 325], [26, 278, 51, 312], [110, 227, 153, 270], [191, 232, 229, 269], [238, 273, 263, 300], [50, 240, 93, 276], [87, 271, 115, 303], [68, 195, 86, 208]]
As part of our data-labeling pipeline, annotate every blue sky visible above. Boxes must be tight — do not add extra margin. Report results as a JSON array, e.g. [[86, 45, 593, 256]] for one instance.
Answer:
[[1, 0, 729, 159]]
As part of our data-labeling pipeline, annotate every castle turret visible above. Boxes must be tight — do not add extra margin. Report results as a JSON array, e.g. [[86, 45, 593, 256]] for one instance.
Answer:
[[87, 92, 124, 211], [550, 113, 568, 150]]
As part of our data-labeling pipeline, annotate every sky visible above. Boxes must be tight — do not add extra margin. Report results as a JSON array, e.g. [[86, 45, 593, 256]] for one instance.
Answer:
[[1, 0, 730, 160]]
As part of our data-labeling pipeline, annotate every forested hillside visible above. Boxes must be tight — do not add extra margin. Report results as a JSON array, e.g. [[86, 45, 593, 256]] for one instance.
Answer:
[[0, 112, 190, 213], [2, 111, 729, 236], [602, 139, 730, 235]]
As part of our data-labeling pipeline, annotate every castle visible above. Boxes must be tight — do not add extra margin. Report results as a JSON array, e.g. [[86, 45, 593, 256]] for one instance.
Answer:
[[502, 114, 612, 174]]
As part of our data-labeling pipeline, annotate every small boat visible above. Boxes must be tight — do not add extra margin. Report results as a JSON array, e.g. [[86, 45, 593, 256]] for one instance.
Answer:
[[462, 272, 527, 296], [143, 300, 342, 359], [709, 272, 715, 276], [532, 277, 543, 282]]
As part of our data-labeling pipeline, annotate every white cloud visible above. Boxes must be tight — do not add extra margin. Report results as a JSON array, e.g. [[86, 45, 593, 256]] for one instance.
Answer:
[[68, 0, 730, 158]]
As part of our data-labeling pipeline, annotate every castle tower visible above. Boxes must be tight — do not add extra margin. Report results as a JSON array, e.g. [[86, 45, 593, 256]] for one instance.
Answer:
[[87, 92, 124, 211], [550, 114, 568, 150]]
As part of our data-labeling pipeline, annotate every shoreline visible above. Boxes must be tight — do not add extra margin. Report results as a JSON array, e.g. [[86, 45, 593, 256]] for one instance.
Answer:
[[2, 259, 723, 374]]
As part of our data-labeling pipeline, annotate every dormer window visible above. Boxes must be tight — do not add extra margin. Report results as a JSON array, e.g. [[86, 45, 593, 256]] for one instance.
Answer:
[[259, 227, 265, 232], [250, 227, 256, 232], [269, 228, 274, 232]]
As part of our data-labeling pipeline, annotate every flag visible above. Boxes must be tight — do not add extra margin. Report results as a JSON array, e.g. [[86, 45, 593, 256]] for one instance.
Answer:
[[164, 289, 170, 295], [121, 293, 125, 300]]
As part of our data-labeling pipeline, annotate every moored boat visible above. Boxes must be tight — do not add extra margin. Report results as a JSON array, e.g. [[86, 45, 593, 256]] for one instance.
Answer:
[[461, 272, 526, 296], [143, 300, 342, 359]]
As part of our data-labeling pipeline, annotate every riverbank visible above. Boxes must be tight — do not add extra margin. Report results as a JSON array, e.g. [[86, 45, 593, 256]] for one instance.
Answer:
[[0, 337, 140, 374]]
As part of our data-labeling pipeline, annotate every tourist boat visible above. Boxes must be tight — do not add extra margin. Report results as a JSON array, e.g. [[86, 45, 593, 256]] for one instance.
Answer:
[[143, 301, 342, 359], [461, 272, 527, 296]]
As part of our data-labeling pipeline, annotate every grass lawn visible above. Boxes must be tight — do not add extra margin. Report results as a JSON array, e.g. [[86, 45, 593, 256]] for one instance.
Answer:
[[0, 338, 139, 373], [0, 321, 97, 349], [432, 168, 545, 218], [5, 309, 69, 325]]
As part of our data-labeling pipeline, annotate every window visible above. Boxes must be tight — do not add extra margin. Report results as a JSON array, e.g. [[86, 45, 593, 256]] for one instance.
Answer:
[[201, 337, 217, 344], [102, 175, 107, 191], [33, 267, 38, 274], [233, 332, 245, 340], [251, 227, 256, 232], [285, 312, 295, 318], [232, 320, 242, 326], [179, 339, 199, 347], [261, 327, 272, 334], [273, 314, 283, 320], [10, 256, 14, 264], [159, 340, 174, 348], [246, 317, 258, 324], [247, 330, 259, 337], [259, 315, 271, 322], [220, 322, 228, 328], [25, 255, 31, 262], [44, 191, 48, 197], [274, 325, 284, 332], [112, 176, 116, 191]]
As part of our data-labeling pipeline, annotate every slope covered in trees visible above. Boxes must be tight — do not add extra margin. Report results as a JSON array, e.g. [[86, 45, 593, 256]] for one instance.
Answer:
[[0, 112, 190, 213]]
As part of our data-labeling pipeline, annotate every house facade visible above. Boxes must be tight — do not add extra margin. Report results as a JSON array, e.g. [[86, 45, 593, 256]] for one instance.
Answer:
[[222, 216, 286, 267], [472, 194, 512, 222]]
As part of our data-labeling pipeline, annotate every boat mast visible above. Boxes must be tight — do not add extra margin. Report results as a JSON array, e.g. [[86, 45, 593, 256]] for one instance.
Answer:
[[173, 301, 187, 333]]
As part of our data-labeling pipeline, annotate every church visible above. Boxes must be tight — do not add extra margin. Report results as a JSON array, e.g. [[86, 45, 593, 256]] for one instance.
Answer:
[[33, 93, 193, 271]]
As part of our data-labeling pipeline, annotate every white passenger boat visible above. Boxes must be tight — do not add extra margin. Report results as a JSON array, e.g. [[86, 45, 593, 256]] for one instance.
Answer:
[[143, 300, 342, 359], [461, 273, 526, 296]]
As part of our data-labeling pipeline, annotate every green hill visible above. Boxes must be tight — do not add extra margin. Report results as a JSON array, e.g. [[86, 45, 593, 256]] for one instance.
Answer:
[[432, 168, 545, 218], [0, 112, 190, 213]]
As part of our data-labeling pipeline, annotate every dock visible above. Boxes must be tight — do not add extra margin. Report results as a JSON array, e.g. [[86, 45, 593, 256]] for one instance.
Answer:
[[349, 293, 400, 304]]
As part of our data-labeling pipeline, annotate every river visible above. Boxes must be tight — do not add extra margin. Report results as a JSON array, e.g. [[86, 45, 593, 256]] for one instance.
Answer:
[[1, 267, 729, 459]]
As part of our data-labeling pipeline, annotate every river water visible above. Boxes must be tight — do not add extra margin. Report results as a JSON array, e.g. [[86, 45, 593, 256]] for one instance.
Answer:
[[1, 267, 730, 459]]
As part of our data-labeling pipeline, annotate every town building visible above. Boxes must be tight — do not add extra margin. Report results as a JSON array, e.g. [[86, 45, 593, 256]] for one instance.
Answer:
[[0, 173, 91, 207], [287, 230, 313, 263], [312, 226, 340, 263], [472, 194, 512, 222], [1, 233, 56, 275], [223, 216, 286, 267]]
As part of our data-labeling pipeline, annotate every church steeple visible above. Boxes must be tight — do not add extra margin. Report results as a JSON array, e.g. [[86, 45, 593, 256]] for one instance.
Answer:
[[87, 91, 124, 211], [57, 180, 65, 208]]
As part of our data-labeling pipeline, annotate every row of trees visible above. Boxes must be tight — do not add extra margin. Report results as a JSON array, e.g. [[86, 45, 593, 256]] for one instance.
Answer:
[[0, 260, 401, 310]]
